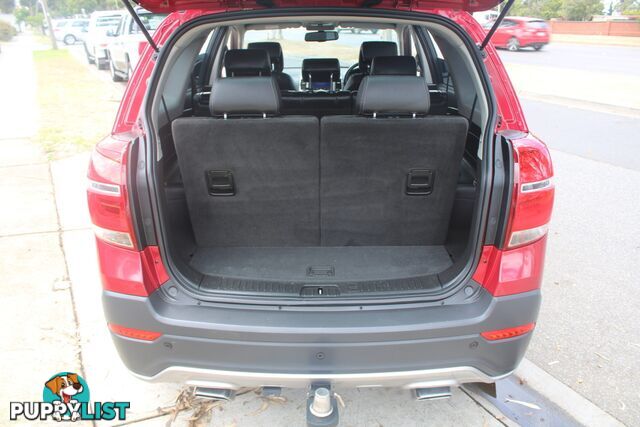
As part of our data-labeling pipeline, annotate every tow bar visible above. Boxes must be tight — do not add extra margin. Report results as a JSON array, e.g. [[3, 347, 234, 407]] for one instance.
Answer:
[[306, 384, 339, 427]]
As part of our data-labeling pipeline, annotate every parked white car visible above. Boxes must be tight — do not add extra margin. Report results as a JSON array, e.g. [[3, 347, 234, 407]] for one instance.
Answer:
[[83, 10, 125, 70], [106, 7, 167, 81], [52, 18, 89, 45]]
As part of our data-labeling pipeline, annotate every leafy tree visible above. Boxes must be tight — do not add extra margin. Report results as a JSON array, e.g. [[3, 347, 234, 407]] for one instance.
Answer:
[[507, 0, 602, 20], [14, 6, 30, 25], [562, 0, 604, 20]]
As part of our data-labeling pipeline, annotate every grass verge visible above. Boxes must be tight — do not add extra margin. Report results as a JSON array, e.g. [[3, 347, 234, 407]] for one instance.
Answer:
[[33, 49, 123, 158]]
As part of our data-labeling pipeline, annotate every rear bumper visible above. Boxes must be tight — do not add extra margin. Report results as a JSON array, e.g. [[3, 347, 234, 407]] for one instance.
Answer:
[[103, 287, 540, 389]]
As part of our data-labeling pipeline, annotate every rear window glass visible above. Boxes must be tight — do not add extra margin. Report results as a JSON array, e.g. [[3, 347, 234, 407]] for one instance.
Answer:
[[131, 13, 168, 33], [96, 16, 122, 27], [526, 20, 548, 28], [243, 27, 398, 83]]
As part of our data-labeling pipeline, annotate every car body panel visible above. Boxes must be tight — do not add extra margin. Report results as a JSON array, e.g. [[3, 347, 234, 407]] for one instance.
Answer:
[[53, 19, 89, 44], [104, 288, 540, 387], [134, 0, 506, 14], [84, 11, 126, 63]]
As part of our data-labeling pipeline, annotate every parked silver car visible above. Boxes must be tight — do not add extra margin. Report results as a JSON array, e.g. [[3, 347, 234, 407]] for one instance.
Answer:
[[52, 18, 89, 45]]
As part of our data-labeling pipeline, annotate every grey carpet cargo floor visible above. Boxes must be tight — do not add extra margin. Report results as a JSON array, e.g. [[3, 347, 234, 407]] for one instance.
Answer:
[[190, 246, 453, 283]]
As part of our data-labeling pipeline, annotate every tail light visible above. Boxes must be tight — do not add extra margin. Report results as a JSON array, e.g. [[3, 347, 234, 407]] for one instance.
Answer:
[[505, 137, 554, 249], [87, 135, 136, 249], [473, 134, 554, 297], [88, 135, 168, 297]]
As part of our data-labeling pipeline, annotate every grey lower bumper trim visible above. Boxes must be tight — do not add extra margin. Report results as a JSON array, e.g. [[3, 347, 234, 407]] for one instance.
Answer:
[[133, 365, 512, 390]]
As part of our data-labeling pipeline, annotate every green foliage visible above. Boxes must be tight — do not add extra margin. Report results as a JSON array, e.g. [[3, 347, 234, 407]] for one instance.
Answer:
[[508, 0, 603, 20], [25, 13, 45, 32], [13, 6, 30, 25], [0, 19, 17, 41], [49, 0, 120, 16], [562, 0, 604, 19], [616, 0, 640, 13]]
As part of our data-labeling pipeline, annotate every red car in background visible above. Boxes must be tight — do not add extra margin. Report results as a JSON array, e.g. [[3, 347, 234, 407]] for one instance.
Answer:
[[484, 17, 550, 51]]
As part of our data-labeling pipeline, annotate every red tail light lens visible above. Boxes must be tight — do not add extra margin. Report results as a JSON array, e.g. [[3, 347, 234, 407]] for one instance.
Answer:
[[506, 135, 554, 249], [108, 323, 162, 341], [87, 135, 136, 249], [88, 134, 170, 296], [473, 134, 554, 297], [481, 323, 535, 341]]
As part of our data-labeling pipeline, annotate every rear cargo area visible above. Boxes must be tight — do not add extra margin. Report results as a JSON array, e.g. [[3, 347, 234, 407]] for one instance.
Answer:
[[150, 19, 489, 300]]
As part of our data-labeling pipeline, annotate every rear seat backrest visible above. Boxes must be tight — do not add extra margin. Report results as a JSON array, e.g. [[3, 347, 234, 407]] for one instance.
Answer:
[[320, 71, 469, 246], [172, 50, 320, 247]]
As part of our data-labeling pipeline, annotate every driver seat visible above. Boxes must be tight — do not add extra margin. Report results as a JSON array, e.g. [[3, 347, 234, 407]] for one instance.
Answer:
[[343, 41, 397, 91]]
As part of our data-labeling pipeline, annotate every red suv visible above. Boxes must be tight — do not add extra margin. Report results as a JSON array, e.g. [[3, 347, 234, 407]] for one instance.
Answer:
[[483, 17, 551, 51], [87, 0, 553, 419]]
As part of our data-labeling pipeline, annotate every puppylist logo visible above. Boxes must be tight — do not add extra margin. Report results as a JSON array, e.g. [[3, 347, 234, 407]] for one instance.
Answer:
[[9, 372, 130, 422]]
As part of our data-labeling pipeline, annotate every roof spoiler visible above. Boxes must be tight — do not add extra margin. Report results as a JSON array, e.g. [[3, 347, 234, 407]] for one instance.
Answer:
[[121, 0, 160, 53], [479, 0, 515, 51]]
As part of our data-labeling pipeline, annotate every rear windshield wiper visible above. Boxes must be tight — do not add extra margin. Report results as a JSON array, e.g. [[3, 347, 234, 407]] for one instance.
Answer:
[[479, 0, 515, 51], [121, 0, 159, 53]]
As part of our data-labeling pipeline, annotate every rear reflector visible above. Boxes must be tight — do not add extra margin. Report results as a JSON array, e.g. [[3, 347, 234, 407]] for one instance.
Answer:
[[481, 323, 535, 341], [93, 224, 134, 249], [508, 224, 548, 248], [108, 323, 162, 341]]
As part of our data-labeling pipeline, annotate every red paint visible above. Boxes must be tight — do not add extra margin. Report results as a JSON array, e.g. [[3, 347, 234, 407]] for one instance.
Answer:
[[481, 322, 535, 341], [96, 240, 169, 296], [134, 0, 505, 14], [472, 236, 547, 297], [108, 323, 163, 341]]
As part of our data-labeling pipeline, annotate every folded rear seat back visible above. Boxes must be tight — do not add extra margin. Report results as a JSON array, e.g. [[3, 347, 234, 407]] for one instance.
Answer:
[[320, 72, 468, 246], [172, 50, 320, 247]]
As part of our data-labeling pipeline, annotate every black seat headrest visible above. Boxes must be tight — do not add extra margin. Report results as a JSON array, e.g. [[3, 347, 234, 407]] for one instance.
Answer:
[[371, 56, 417, 76], [359, 41, 397, 71], [301, 58, 341, 83], [247, 42, 284, 73], [210, 77, 280, 117], [356, 76, 430, 116], [224, 49, 271, 77]]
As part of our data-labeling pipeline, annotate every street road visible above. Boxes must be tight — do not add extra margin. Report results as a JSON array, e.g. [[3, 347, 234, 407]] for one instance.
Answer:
[[518, 97, 640, 426], [498, 43, 640, 77]]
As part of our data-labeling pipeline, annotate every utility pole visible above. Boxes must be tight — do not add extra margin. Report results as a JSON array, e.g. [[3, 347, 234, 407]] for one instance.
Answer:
[[40, 0, 58, 49]]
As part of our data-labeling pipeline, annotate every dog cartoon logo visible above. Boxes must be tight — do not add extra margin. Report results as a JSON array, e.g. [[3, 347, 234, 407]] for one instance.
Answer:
[[43, 372, 90, 421], [10, 371, 128, 422]]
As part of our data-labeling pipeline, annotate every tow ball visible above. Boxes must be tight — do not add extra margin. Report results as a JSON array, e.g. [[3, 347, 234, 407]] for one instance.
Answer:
[[306, 384, 339, 427]]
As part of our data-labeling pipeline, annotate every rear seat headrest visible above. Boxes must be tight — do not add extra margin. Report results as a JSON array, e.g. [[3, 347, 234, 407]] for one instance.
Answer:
[[356, 76, 430, 116], [247, 42, 284, 73], [210, 77, 280, 117], [301, 58, 341, 83], [371, 56, 417, 76], [224, 49, 271, 77], [359, 41, 397, 71]]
